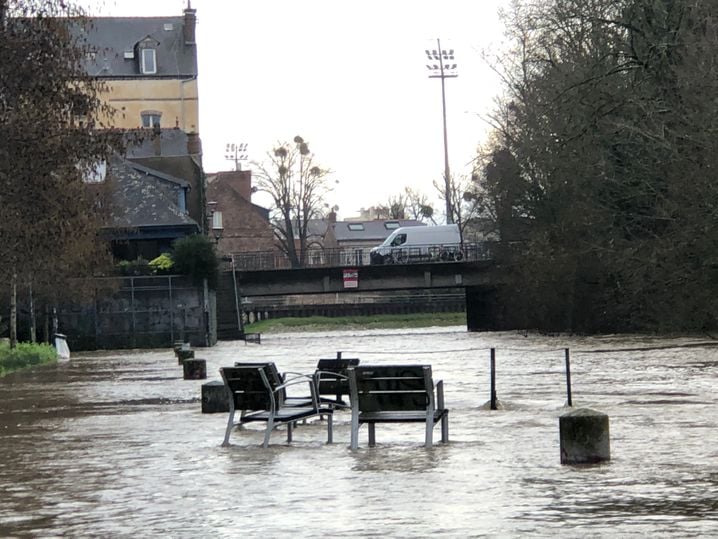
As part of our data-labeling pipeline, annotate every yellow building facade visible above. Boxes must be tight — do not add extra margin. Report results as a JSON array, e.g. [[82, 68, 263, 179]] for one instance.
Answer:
[[85, 5, 200, 134]]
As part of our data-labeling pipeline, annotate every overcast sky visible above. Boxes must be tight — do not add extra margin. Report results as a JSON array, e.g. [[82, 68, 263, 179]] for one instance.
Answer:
[[80, 0, 511, 220]]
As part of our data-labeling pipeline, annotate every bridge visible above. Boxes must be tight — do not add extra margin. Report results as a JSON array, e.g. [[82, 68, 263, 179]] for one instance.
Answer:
[[216, 242, 502, 336]]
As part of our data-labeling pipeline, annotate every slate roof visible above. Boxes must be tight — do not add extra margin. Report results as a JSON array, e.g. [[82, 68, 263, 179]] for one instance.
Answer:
[[78, 16, 197, 78], [331, 220, 425, 242], [106, 157, 198, 230]]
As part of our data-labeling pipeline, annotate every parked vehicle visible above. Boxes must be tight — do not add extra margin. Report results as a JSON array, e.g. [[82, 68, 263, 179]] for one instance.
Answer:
[[369, 224, 463, 264]]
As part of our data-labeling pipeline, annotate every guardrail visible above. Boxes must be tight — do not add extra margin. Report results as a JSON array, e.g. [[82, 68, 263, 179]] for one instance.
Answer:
[[226, 241, 496, 271]]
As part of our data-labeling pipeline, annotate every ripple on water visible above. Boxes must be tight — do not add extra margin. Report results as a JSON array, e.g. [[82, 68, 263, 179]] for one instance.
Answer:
[[1, 330, 717, 537]]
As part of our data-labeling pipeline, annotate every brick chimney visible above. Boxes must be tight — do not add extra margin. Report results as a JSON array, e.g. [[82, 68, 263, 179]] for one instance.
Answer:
[[328, 210, 337, 223], [183, 2, 197, 45], [219, 170, 253, 201], [186, 132, 202, 155]]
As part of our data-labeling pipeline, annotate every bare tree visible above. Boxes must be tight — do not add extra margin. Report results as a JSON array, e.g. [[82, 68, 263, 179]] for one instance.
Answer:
[[253, 136, 334, 267], [433, 174, 485, 242], [0, 0, 118, 346], [374, 187, 435, 222]]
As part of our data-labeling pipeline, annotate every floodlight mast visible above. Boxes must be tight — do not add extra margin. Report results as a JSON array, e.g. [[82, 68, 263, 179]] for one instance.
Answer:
[[426, 39, 457, 224]]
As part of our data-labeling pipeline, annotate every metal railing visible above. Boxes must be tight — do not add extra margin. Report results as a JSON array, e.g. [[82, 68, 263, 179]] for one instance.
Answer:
[[227, 242, 496, 272]]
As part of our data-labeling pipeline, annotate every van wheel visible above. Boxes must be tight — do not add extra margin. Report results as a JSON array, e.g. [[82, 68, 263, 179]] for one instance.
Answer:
[[454, 251, 464, 261]]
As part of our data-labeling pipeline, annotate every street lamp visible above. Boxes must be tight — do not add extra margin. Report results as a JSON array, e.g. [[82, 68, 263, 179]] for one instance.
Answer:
[[425, 40, 457, 224], [224, 142, 248, 171]]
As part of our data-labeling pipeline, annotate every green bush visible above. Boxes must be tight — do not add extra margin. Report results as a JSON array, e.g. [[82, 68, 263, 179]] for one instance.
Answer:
[[117, 258, 152, 276], [172, 234, 219, 289], [0, 342, 57, 377], [149, 252, 174, 274]]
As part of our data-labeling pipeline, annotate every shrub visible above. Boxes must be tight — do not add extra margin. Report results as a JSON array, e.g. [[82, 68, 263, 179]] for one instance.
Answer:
[[149, 252, 174, 274], [172, 234, 219, 289], [0, 342, 57, 377]]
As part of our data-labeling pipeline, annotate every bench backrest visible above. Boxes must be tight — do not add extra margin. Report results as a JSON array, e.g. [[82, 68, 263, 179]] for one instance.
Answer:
[[220, 366, 273, 411], [234, 361, 289, 403], [348, 365, 433, 412], [316, 357, 360, 397]]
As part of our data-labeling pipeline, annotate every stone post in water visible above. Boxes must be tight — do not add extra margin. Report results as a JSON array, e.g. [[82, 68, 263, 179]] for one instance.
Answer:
[[559, 408, 610, 464]]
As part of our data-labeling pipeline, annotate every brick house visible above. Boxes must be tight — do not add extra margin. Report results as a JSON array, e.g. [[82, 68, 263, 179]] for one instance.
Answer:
[[205, 170, 275, 255]]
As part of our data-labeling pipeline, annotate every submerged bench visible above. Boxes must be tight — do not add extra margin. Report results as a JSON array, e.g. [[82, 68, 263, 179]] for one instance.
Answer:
[[347, 365, 449, 450], [315, 357, 360, 408], [220, 365, 333, 448]]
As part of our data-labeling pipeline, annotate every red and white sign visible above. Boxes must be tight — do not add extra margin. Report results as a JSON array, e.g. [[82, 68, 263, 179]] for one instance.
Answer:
[[343, 268, 359, 289]]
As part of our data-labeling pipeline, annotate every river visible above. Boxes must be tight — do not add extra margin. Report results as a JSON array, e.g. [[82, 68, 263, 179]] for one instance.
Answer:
[[1, 327, 717, 537]]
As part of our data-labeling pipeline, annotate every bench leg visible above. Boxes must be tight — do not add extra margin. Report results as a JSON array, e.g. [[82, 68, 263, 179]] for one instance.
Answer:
[[425, 418, 433, 448], [222, 410, 235, 447], [327, 414, 333, 444], [350, 412, 359, 450], [263, 417, 274, 448], [441, 411, 449, 443], [368, 423, 376, 447], [287, 422, 293, 443]]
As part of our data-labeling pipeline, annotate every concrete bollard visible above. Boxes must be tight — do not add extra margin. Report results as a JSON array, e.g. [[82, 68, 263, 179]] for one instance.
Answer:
[[177, 349, 194, 365], [183, 358, 207, 380], [173, 341, 185, 355], [201, 380, 229, 413], [559, 407, 610, 464]]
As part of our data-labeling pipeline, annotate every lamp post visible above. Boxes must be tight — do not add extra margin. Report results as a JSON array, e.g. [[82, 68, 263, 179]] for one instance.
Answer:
[[426, 40, 457, 224], [224, 142, 248, 171]]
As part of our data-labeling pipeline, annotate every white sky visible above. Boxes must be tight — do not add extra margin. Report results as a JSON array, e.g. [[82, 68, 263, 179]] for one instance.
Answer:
[[80, 0, 510, 220]]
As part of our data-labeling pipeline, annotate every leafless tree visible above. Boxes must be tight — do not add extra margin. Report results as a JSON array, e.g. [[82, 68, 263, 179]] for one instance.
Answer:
[[253, 136, 335, 267]]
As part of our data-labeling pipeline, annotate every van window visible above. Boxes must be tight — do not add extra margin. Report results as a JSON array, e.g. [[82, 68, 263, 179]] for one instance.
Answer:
[[390, 233, 407, 247]]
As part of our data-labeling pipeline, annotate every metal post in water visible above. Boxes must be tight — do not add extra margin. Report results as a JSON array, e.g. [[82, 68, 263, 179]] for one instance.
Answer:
[[337, 351, 342, 359], [565, 348, 573, 407], [490, 347, 497, 410]]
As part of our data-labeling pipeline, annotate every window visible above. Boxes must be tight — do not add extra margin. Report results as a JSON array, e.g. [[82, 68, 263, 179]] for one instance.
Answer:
[[140, 48, 157, 74], [347, 223, 365, 231], [141, 111, 162, 128], [384, 221, 400, 229], [391, 233, 407, 247]]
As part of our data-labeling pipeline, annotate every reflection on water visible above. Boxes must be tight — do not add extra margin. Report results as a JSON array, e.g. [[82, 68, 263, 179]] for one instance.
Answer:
[[1, 329, 718, 537]]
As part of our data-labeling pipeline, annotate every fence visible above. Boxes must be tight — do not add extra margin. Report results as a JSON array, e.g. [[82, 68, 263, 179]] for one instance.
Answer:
[[227, 241, 496, 271], [58, 275, 215, 351]]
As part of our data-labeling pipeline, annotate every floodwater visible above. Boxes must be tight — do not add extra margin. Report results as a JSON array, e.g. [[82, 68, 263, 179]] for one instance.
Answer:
[[1, 328, 718, 538]]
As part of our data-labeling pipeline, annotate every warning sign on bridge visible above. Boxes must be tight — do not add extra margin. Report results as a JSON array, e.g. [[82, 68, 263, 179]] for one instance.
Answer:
[[343, 268, 359, 289]]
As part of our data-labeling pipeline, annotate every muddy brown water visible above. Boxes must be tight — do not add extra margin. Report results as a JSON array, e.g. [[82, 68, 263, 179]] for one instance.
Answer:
[[1, 328, 717, 537]]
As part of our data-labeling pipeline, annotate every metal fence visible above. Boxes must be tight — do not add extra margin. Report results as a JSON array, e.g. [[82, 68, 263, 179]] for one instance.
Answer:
[[227, 241, 496, 271]]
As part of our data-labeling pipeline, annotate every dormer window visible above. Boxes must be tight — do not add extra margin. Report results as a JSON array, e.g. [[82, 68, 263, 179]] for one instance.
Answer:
[[141, 48, 157, 74], [135, 36, 160, 75]]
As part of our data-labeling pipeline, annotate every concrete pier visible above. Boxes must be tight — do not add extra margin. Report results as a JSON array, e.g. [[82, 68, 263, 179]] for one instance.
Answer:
[[183, 358, 207, 380], [201, 380, 229, 413], [559, 407, 610, 464]]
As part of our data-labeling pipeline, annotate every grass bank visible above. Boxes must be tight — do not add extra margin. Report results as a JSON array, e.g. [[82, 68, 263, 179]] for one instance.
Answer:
[[0, 342, 57, 378], [244, 312, 466, 334]]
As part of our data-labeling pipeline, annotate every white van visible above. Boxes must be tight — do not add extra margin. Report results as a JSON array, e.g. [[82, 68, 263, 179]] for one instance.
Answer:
[[369, 224, 462, 264]]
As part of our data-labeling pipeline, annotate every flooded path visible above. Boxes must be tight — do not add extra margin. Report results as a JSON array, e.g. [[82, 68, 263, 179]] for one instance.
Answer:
[[1, 328, 718, 537]]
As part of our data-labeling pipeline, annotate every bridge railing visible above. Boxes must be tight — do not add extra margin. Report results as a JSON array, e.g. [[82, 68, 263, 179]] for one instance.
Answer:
[[226, 242, 496, 272]]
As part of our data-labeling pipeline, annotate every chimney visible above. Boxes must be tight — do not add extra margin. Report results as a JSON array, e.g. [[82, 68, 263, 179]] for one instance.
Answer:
[[186, 132, 202, 155], [328, 210, 337, 223], [220, 170, 252, 201], [183, 2, 197, 45]]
